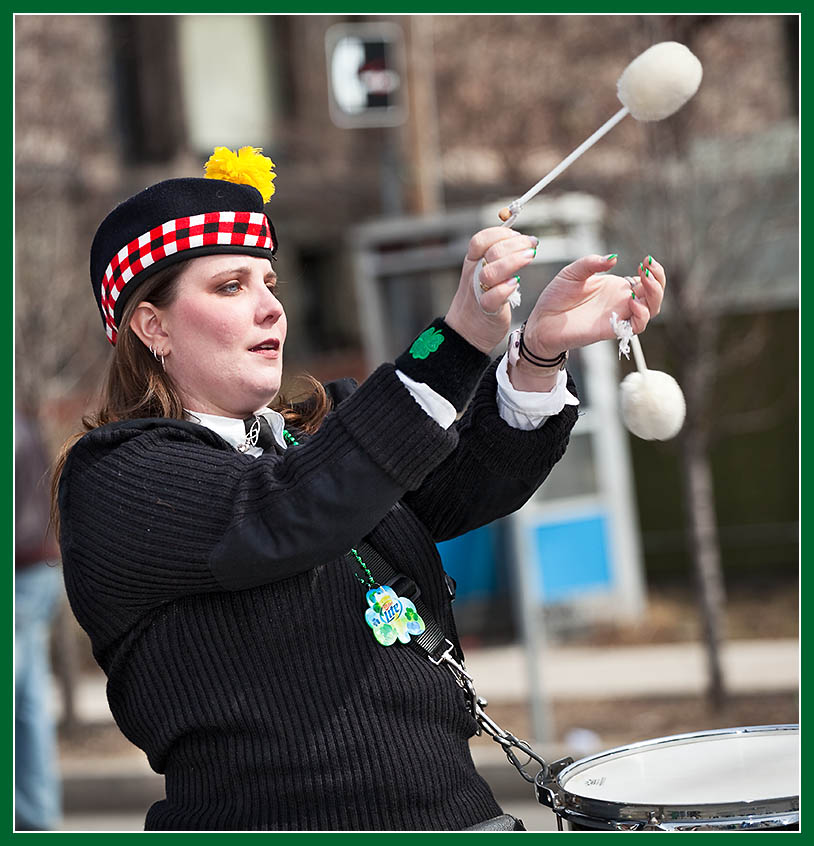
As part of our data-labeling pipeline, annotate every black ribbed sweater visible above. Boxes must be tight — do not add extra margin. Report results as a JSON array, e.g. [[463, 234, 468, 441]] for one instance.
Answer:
[[59, 359, 578, 831]]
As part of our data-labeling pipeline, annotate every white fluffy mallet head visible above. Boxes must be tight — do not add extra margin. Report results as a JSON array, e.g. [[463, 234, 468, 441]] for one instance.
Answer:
[[496, 41, 703, 228], [620, 370, 686, 441], [617, 41, 703, 122]]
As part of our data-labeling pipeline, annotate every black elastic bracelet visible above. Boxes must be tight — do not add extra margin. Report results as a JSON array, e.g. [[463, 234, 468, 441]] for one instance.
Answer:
[[518, 324, 568, 368]]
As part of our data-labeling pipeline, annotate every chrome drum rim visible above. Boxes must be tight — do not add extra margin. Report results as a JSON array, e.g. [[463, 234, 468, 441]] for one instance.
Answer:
[[536, 725, 799, 831]]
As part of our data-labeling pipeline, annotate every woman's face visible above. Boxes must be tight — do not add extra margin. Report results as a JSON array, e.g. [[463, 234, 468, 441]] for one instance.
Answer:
[[158, 254, 287, 417]]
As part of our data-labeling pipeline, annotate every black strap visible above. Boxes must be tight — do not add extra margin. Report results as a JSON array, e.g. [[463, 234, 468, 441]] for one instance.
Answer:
[[352, 545, 552, 787], [351, 541, 460, 662], [462, 814, 526, 832]]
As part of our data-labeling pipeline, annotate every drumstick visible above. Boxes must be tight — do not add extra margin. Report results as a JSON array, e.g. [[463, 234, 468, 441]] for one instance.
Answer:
[[497, 108, 630, 227], [497, 42, 703, 227]]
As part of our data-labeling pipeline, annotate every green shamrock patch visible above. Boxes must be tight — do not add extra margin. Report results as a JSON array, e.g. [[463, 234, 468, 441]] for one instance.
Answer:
[[409, 327, 445, 360]]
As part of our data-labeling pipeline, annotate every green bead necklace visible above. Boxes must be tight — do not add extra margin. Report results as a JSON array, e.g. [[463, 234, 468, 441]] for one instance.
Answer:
[[282, 428, 426, 647]]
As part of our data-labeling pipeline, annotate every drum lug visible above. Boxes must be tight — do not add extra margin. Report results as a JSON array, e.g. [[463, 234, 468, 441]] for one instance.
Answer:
[[535, 783, 559, 810], [611, 812, 662, 831], [643, 811, 663, 830], [535, 757, 572, 810], [548, 756, 575, 777]]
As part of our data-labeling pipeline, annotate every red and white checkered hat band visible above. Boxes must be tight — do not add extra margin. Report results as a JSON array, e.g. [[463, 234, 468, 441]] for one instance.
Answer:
[[101, 210, 274, 344]]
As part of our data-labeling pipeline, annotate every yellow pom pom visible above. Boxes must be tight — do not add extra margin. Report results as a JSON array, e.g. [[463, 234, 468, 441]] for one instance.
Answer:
[[204, 145, 277, 203]]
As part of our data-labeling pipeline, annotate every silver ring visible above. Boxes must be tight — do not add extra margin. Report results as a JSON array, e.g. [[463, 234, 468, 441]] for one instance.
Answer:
[[626, 276, 638, 290]]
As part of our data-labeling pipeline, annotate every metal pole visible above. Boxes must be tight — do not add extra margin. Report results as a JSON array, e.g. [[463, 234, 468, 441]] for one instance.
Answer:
[[379, 128, 403, 216], [403, 15, 443, 215], [508, 513, 554, 744]]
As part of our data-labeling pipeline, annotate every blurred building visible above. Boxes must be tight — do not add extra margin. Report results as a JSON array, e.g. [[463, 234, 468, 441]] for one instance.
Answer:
[[15, 13, 798, 612], [15, 14, 797, 385]]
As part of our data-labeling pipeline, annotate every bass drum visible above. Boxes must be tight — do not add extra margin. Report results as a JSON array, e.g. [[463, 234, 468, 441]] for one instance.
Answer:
[[536, 725, 799, 831]]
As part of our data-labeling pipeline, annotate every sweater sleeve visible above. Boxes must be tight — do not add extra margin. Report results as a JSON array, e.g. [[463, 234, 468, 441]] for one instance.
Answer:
[[401, 360, 580, 541], [60, 365, 469, 605]]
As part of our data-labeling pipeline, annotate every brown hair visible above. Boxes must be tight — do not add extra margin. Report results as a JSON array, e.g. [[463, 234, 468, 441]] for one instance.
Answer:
[[50, 260, 330, 534]]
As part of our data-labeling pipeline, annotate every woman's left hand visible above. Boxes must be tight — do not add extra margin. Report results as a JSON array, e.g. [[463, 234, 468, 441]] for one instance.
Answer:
[[445, 227, 539, 354], [521, 254, 666, 360]]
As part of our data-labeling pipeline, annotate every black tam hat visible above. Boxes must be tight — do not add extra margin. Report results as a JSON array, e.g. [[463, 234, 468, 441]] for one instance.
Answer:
[[90, 147, 278, 344]]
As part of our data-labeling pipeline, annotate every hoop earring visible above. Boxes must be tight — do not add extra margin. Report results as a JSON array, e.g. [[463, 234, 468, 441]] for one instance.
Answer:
[[150, 345, 166, 371]]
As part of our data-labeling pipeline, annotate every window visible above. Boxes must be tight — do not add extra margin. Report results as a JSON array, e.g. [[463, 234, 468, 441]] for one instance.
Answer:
[[177, 15, 278, 153]]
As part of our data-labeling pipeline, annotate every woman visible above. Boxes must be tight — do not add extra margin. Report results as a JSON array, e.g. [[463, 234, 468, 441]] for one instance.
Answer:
[[54, 147, 665, 831]]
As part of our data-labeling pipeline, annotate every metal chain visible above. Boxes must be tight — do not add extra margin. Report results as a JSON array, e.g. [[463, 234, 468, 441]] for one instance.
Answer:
[[431, 641, 550, 784]]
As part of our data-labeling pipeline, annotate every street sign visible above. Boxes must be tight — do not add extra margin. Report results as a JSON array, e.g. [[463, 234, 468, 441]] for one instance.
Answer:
[[325, 22, 407, 128]]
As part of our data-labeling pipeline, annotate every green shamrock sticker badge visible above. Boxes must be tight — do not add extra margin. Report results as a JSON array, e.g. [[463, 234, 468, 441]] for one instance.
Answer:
[[409, 327, 445, 360]]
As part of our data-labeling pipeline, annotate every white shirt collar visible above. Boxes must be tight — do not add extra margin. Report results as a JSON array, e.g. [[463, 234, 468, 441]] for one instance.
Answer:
[[185, 407, 288, 456]]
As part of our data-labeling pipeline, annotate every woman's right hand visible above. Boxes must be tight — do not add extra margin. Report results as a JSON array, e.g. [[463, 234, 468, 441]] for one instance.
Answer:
[[444, 227, 539, 354]]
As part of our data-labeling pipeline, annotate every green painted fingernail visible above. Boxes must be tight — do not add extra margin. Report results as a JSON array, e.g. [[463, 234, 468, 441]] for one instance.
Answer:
[[648, 255, 652, 265], [645, 268, 650, 277], [631, 291, 636, 299], [605, 253, 618, 260]]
